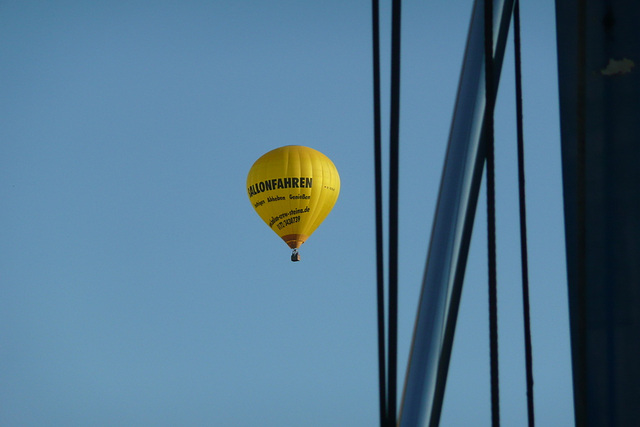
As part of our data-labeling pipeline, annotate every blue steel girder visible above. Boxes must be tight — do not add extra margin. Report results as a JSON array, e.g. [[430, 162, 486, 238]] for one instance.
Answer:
[[555, 0, 640, 425]]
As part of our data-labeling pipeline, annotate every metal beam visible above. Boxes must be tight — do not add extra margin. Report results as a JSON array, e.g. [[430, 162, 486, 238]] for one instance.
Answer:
[[398, 0, 514, 425], [556, 0, 640, 425]]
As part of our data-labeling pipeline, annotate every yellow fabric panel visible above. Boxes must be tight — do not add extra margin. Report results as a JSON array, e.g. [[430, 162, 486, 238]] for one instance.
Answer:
[[247, 146, 340, 249]]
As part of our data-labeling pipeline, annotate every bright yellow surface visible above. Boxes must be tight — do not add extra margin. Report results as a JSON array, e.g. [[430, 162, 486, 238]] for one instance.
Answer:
[[247, 146, 340, 249]]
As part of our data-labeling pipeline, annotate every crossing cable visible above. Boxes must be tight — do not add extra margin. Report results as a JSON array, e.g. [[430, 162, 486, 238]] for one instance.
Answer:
[[371, 0, 388, 425], [388, 0, 402, 424], [512, 1, 536, 425], [483, 0, 500, 426]]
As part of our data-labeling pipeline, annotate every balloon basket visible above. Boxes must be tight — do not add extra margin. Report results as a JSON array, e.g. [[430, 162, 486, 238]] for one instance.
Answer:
[[291, 249, 301, 262]]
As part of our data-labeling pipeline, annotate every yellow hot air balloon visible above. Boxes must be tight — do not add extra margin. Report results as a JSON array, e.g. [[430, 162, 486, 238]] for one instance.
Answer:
[[247, 145, 340, 261]]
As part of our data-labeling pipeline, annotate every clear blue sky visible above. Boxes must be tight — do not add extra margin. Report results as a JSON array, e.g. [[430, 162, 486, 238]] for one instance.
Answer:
[[1, 1, 572, 426]]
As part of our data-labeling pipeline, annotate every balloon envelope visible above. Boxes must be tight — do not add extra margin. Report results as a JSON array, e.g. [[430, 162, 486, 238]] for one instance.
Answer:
[[246, 145, 340, 250]]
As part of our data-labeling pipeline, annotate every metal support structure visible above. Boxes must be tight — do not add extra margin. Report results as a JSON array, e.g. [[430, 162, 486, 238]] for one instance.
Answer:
[[556, 0, 640, 425], [398, 0, 514, 425]]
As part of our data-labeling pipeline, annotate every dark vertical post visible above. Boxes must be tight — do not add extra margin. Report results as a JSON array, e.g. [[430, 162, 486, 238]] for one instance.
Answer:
[[556, 0, 640, 425]]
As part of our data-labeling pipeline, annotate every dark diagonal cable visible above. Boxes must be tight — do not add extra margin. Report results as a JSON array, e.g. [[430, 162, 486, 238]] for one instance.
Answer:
[[484, 0, 500, 426], [388, 0, 402, 424], [371, 0, 387, 425], [513, 2, 535, 426]]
